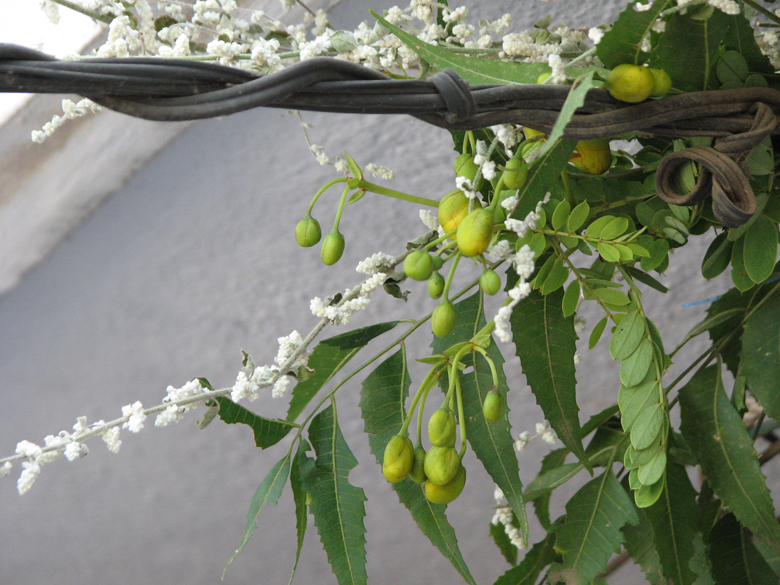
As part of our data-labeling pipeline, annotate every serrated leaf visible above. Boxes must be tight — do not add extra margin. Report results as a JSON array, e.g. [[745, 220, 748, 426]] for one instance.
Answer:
[[644, 462, 700, 584], [597, 0, 672, 67], [510, 288, 589, 468], [742, 295, 780, 422], [493, 531, 559, 585], [433, 293, 529, 539], [549, 470, 639, 584], [679, 365, 780, 554], [620, 337, 654, 387], [706, 288, 749, 376], [513, 141, 579, 222], [490, 521, 518, 566], [224, 453, 291, 576], [710, 513, 779, 585], [216, 397, 296, 448], [372, 12, 546, 84], [287, 444, 308, 585], [541, 258, 569, 294], [567, 201, 590, 233], [652, 9, 729, 92], [743, 216, 778, 283], [286, 322, 399, 421], [298, 405, 367, 585], [530, 448, 568, 530], [720, 12, 774, 74], [621, 480, 667, 585], [680, 307, 745, 347], [623, 265, 669, 293], [359, 351, 476, 585]]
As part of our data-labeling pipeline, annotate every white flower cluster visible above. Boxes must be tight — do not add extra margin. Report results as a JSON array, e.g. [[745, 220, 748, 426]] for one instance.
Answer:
[[157, 378, 207, 425], [31, 98, 104, 143], [675, 0, 740, 15], [491, 486, 526, 549], [514, 421, 558, 452], [365, 163, 395, 180], [473, 140, 497, 181]]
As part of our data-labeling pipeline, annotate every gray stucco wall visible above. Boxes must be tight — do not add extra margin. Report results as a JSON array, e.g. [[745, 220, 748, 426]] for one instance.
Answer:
[[0, 1, 755, 584]]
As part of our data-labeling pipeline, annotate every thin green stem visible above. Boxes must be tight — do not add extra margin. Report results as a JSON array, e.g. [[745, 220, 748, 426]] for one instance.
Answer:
[[357, 180, 439, 208], [560, 167, 575, 208], [54, 0, 113, 23], [307, 177, 347, 215], [330, 184, 350, 232], [455, 372, 468, 459]]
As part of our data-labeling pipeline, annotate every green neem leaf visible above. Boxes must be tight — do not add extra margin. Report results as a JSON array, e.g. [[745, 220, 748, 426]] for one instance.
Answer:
[[509, 288, 589, 468], [598, 242, 621, 263], [549, 470, 639, 584], [679, 365, 780, 555], [596, 0, 672, 67], [288, 444, 308, 585], [490, 520, 518, 566], [359, 351, 476, 585], [593, 287, 631, 305], [720, 12, 774, 74], [529, 448, 568, 530], [433, 293, 529, 540], [561, 280, 581, 318], [630, 404, 664, 450], [679, 307, 745, 347], [601, 217, 630, 241], [716, 50, 749, 85], [286, 321, 399, 422], [743, 216, 778, 283], [732, 235, 758, 291], [567, 201, 591, 233], [493, 531, 559, 585], [524, 462, 584, 502], [223, 453, 291, 576], [619, 380, 658, 433], [710, 513, 779, 585], [701, 232, 734, 280], [552, 200, 571, 231], [540, 258, 569, 295], [298, 405, 368, 585], [706, 288, 749, 376], [620, 481, 667, 585], [216, 397, 296, 448], [371, 12, 546, 84], [586, 215, 616, 239], [644, 462, 700, 584], [589, 316, 609, 349], [652, 9, 729, 91], [620, 337, 654, 387], [742, 295, 780, 423], [514, 140, 579, 222], [641, 238, 670, 273], [623, 265, 669, 294]]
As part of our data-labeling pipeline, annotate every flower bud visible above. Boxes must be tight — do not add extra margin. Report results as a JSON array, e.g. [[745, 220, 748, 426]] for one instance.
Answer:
[[424, 465, 466, 504], [432, 300, 457, 338], [428, 408, 456, 447], [457, 209, 494, 257], [295, 215, 322, 247], [382, 435, 414, 483], [409, 446, 427, 484], [423, 446, 460, 486], [404, 250, 434, 281], [320, 230, 345, 265], [482, 392, 504, 423]]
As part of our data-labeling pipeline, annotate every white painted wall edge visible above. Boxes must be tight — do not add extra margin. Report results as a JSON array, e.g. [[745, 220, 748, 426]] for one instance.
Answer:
[[0, 0, 341, 298]]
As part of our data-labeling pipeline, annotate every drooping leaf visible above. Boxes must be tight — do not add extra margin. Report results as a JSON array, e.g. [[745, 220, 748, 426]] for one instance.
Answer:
[[644, 462, 701, 585], [743, 216, 778, 284], [287, 444, 308, 585], [549, 470, 639, 584], [371, 11, 547, 84], [597, 0, 673, 67], [216, 397, 296, 448], [286, 321, 399, 422], [709, 513, 779, 585], [679, 365, 780, 554], [510, 288, 589, 468], [742, 294, 780, 422], [493, 531, 560, 585], [652, 9, 729, 91], [513, 140, 579, 221], [223, 453, 291, 576], [490, 521, 518, 566], [706, 287, 749, 376], [528, 448, 568, 530], [720, 12, 774, 74], [298, 405, 368, 585], [359, 351, 476, 585], [432, 293, 529, 539]]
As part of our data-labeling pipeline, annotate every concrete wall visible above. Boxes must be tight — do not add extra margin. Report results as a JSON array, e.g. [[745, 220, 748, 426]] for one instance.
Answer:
[[0, 2, 743, 584]]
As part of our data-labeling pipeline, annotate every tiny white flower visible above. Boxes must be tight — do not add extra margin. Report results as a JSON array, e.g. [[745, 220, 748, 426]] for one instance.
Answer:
[[419, 209, 440, 231], [493, 485, 505, 502], [64, 442, 88, 461], [17, 461, 41, 495], [102, 427, 122, 453], [356, 252, 395, 275], [272, 375, 290, 399], [0, 461, 12, 477], [122, 401, 147, 433], [573, 350, 580, 365], [588, 27, 604, 45]]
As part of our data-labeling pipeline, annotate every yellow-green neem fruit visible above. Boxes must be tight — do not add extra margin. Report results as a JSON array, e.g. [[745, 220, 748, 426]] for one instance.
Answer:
[[295, 215, 322, 247], [453, 153, 483, 190], [320, 231, 345, 265], [427, 272, 445, 299], [432, 300, 457, 338], [428, 408, 457, 447], [502, 157, 528, 190], [482, 392, 504, 423], [570, 139, 612, 175], [480, 270, 502, 296], [409, 446, 427, 484], [457, 208, 494, 257], [607, 64, 654, 103], [423, 446, 461, 486], [382, 436, 414, 483], [424, 465, 466, 504], [649, 68, 672, 97], [404, 250, 434, 281], [438, 189, 470, 237]]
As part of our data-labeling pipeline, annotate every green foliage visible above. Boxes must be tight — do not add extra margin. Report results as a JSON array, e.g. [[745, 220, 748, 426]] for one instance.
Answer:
[[597, 0, 672, 67], [742, 295, 780, 422], [216, 397, 296, 448], [493, 531, 559, 585], [709, 514, 779, 585]]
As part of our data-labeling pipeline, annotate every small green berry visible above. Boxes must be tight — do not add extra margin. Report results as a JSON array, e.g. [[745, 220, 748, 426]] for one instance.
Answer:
[[409, 446, 427, 484], [424, 465, 466, 504], [428, 408, 457, 447], [479, 270, 501, 296], [404, 251, 434, 281], [482, 392, 504, 423], [607, 64, 654, 103], [427, 272, 445, 299], [320, 230, 345, 265], [382, 436, 414, 483], [432, 300, 457, 338], [295, 215, 322, 247], [457, 209, 494, 257], [423, 446, 460, 486], [502, 157, 528, 190]]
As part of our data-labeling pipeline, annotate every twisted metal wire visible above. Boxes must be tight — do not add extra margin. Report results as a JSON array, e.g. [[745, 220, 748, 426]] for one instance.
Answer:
[[2, 43, 778, 226]]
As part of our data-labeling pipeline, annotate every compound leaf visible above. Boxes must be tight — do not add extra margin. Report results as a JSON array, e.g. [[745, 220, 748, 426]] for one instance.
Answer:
[[709, 513, 779, 585], [216, 397, 296, 449], [597, 0, 673, 67]]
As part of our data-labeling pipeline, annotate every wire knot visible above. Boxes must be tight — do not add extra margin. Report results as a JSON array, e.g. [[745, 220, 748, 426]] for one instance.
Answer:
[[430, 69, 475, 124], [655, 102, 776, 228]]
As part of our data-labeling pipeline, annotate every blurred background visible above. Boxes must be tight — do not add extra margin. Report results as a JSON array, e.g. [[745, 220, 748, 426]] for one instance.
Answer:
[[0, 1, 762, 583]]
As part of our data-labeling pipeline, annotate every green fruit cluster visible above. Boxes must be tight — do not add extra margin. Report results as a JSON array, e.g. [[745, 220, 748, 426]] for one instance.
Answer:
[[607, 64, 671, 103], [382, 435, 414, 483]]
